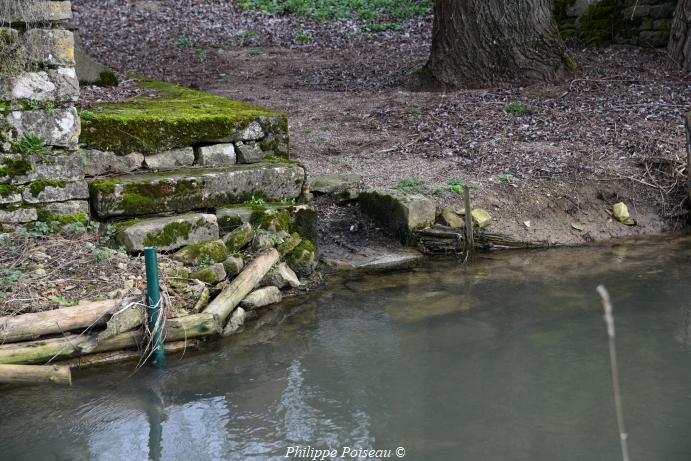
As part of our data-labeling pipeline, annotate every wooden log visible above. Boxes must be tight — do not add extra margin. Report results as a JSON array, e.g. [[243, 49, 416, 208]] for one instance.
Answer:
[[0, 313, 221, 365], [63, 341, 200, 369], [205, 248, 280, 325], [0, 299, 126, 343], [96, 304, 144, 343], [0, 364, 71, 385]]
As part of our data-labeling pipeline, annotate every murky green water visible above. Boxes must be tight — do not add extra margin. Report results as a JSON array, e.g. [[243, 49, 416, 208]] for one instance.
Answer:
[[1, 237, 690, 461]]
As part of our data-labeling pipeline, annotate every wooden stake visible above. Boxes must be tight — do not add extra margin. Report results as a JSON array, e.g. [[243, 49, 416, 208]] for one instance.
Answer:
[[463, 185, 474, 253]]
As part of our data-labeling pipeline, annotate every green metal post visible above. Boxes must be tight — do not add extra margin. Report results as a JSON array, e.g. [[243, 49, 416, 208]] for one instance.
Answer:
[[144, 247, 166, 368]]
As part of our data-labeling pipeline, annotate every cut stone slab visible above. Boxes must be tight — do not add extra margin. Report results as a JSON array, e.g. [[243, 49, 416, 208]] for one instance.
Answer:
[[144, 147, 195, 169], [0, 186, 22, 204], [240, 286, 282, 309], [89, 162, 305, 218], [4, 1, 72, 23], [0, 207, 37, 223], [80, 79, 288, 156], [22, 180, 89, 204], [0, 152, 84, 185], [233, 121, 264, 141], [235, 142, 266, 163], [195, 144, 236, 166], [23, 29, 75, 67], [191, 263, 226, 284], [0, 68, 79, 103], [308, 174, 361, 202], [261, 262, 300, 289], [82, 150, 144, 177], [172, 239, 229, 265], [115, 213, 220, 252], [8, 107, 80, 147], [37, 200, 89, 219], [216, 206, 253, 233], [222, 222, 254, 252], [360, 189, 436, 244]]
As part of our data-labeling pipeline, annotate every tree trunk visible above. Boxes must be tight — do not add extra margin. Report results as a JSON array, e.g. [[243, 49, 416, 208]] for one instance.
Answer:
[[204, 249, 280, 326], [424, 0, 570, 88], [669, 0, 691, 71], [0, 364, 71, 385]]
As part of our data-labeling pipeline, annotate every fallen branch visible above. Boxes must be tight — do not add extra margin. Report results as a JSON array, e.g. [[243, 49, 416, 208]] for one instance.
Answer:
[[0, 364, 71, 385], [205, 249, 280, 326]]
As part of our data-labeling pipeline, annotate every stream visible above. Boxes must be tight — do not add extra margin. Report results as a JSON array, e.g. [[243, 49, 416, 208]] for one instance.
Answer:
[[1, 236, 690, 461]]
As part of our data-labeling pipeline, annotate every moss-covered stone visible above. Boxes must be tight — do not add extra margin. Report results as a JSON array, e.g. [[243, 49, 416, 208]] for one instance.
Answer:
[[172, 239, 230, 265], [251, 208, 292, 232], [223, 222, 255, 252], [35, 210, 89, 226], [290, 205, 318, 243], [80, 79, 289, 155], [96, 70, 118, 87], [286, 239, 318, 277], [116, 213, 220, 252], [0, 184, 19, 198], [190, 263, 227, 284], [144, 221, 192, 247], [0, 157, 32, 179], [580, 0, 640, 46], [28, 179, 68, 197], [360, 189, 435, 245]]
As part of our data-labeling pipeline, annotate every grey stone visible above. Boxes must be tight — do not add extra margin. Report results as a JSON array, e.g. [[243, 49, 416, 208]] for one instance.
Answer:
[[649, 3, 675, 19], [23, 29, 75, 67], [222, 222, 255, 252], [90, 163, 305, 218], [74, 32, 117, 85], [236, 142, 266, 163], [144, 147, 195, 169], [0, 152, 84, 185], [0, 207, 37, 223], [115, 213, 220, 252], [222, 255, 244, 276], [8, 107, 80, 147], [81, 150, 144, 176], [216, 206, 253, 233], [652, 19, 671, 30], [0, 186, 22, 204], [240, 286, 282, 309], [258, 116, 289, 157], [639, 30, 669, 47], [4, 1, 72, 23], [308, 173, 361, 202], [440, 207, 464, 228], [1, 68, 79, 103], [286, 243, 318, 277], [360, 189, 436, 244], [22, 179, 88, 204], [278, 232, 302, 256], [190, 263, 226, 284], [261, 262, 300, 289], [172, 239, 229, 265], [195, 143, 236, 166], [252, 233, 275, 250], [38, 200, 89, 217], [234, 121, 264, 141], [222, 307, 247, 335]]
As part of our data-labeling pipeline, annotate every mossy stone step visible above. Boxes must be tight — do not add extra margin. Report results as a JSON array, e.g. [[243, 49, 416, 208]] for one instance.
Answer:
[[115, 213, 219, 252], [80, 79, 289, 156], [89, 162, 305, 218]]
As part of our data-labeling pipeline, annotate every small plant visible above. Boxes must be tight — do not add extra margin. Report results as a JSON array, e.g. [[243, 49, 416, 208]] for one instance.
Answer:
[[222, 42, 235, 49], [409, 108, 422, 117], [248, 196, 267, 207], [48, 296, 78, 307], [94, 249, 113, 262], [246, 50, 264, 57], [0, 270, 24, 291], [79, 110, 96, 121], [241, 30, 259, 39], [295, 33, 312, 43], [100, 224, 117, 245], [432, 187, 444, 197], [194, 48, 208, 59], [199, 255, 214, 268], [499, 174, 514, 183], [397, 178, 428, 195], [176, 38, 193, 48], [11, 134, 51, 156], [504, 102, 534, 117], [331, 159, 341, 165], [19, 221, 53, 238], [363, 22, 403, 33], [448, 180, 477, 196]]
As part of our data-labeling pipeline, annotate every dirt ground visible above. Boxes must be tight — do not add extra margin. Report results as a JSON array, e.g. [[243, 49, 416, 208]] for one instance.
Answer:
[[74, 0, 690, 248]]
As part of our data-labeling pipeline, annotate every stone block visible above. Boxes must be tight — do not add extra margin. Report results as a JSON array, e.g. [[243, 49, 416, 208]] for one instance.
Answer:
[[360, 189, 436, 244], [0, 206, 37, 223], [235, 142, 266, 163], [8, 107, 80, 146], [38, 200, 89, 217], [233, 121, 264, 141], [260, 262, 300, 289], [172, 239, 229, 265], [0, 68, 79, 103], [216, 206, 253, 233], [222, 255, 244, 276], [639, 30, 669, 47], [143, 147, 195, 169], [22, 179, 88, 203], [115, 213, 220, 252], [89, 163, 305, 218], [308, 173, 361, 202], [240, 286, 282, 309], [222, 222, 254, 252], [0, 152, 84, 185], [24, 29, 75, 67], [195, 144, 236, 166], [649, 3, 675, 18], [4, 1, 72, 23], [81, 150, 144, 176], [652, 19, 671, 31], [0, 185, 22, 204], [190, 263, 226, 284]]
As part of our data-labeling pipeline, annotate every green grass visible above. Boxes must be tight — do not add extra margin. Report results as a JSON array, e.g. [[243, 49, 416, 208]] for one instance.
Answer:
[[397, 178, 428, 195], [499, 174, 513, 183], [11, 134, 51, 156], [362, 22, 403, 32], [246, 50, 264, 57], [504, 102, 535, 117], [238, 0, 432, 20], [448, 180, 477, 196], [295, 33, 312, 43], [176, 38, 193, 48]]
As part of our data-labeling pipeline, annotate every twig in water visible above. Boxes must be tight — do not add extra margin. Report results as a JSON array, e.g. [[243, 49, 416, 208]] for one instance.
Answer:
[[596, 285, 631, 461]]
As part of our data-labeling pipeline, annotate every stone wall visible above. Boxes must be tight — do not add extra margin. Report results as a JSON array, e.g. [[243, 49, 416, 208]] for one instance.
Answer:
[[0, 1, 86, 226], [556, 0, 678, 47]]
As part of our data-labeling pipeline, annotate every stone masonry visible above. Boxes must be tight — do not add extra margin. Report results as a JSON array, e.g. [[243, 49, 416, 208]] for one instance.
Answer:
[[1, 1, 87, 225]]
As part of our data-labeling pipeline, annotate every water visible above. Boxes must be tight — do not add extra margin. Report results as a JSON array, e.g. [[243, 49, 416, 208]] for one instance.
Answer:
[[1, 237, 690, 461]]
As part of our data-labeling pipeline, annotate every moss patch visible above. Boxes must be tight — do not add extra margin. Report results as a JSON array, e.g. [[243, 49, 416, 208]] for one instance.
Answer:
[[29, 180, 68, 197], [35, 210, 89, 226], [580, 0, 639, 46], [172, 239, 229, 265], [218, 214, 244, 233], [80, 78, 287, 155], [143, 221, 193, 247], [0, 157, 32, 179], [0, 184, 19, 198], [286, 239, 317, 277], [96, 70, 119, 87], [250, 208, 291, 232]]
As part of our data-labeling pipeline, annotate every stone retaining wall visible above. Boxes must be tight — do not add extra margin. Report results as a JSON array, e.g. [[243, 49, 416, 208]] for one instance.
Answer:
[[556, 0, 677, 47], [1, 1, 86, 226]]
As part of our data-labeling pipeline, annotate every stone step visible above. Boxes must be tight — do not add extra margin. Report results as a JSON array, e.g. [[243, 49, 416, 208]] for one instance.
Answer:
[[115, 213, 219, 252], [89, 162, 305, 219]]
